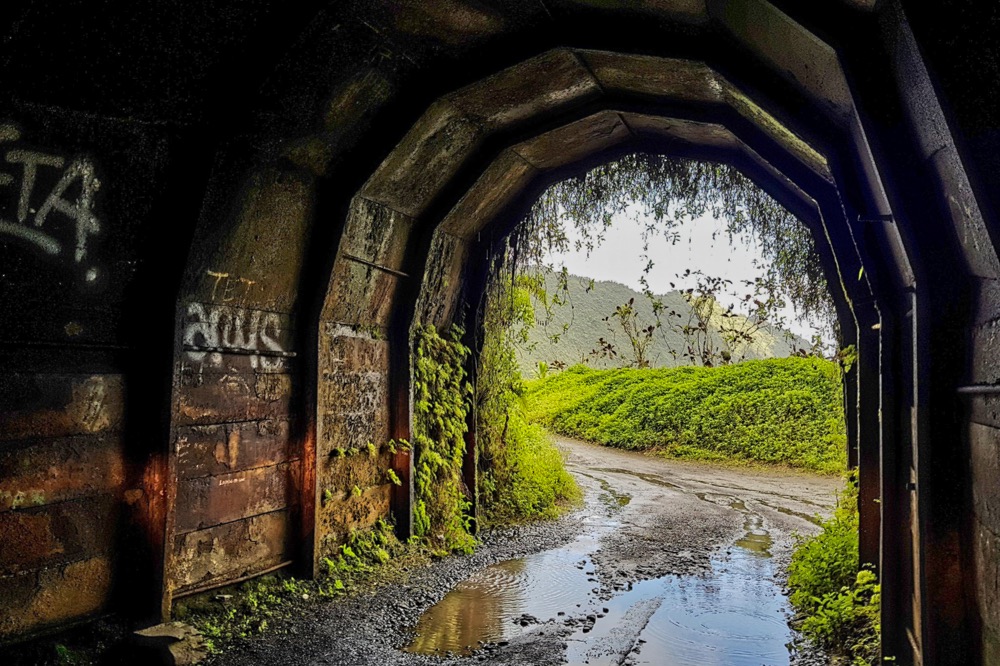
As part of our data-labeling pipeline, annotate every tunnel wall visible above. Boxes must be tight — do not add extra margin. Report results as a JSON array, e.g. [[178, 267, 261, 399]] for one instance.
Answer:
[[165, 161, 314, 603], [314, 197, 414, 572], [0, 104, 201, 637], [0, 2, 996, 663]]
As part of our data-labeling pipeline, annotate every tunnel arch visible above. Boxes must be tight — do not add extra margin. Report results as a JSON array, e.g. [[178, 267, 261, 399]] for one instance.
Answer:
[[163, 16, 993, 666], [310, 45, 904, 658], [283, 15, 995, 655], [1, 2, 998, 665]]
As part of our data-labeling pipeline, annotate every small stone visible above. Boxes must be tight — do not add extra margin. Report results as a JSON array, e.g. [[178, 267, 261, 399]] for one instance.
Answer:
[[133, 622, 207, 666]]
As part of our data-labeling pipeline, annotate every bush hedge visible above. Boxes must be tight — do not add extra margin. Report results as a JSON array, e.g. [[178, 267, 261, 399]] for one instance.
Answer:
[[525, 358, 847, 473]]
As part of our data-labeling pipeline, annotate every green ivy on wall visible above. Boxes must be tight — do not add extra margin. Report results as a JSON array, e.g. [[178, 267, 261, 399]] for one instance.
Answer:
[[412, 324, 476, 554]]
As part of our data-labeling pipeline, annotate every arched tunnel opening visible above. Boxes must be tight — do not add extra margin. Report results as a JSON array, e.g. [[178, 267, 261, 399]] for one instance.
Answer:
[[394, 150, 854, 660], [0, 2, 998, 665]]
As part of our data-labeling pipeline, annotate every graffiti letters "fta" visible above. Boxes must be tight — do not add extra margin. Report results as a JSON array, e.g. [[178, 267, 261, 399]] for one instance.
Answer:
[[0, 123, 102, 282]]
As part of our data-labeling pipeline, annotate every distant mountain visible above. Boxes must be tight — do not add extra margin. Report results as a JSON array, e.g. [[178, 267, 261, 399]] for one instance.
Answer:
[[517, 271, 808, 376]]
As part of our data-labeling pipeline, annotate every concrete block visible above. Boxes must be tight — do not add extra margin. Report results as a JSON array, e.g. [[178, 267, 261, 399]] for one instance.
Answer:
[[171, 511, 292, 593], [188, 169, 312, 312], [322, 258, 402, 327], [623, 115, 735, 151], [362, 99, 484, 219], [512, 112, 631, 170], [440, 149, 537, 237], [0, 374, 124, 441], [175, 419, 295, 480], [0, 556, 113, 639], [414, 232, 469, 329], [175, 461, 301, 535], [339, 198, 415, 271], [175, 359, 293, 427], [0, 435, 125, 511], [970, 424, 1000, 530], [708, 0, 853, 122], [447, 49, 601, 131], [0, 495, 117, 576], [579, 51, 719, 103]]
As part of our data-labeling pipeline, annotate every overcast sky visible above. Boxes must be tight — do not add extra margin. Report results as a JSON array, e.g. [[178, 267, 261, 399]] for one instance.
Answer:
[[542, 206, 829, 342]]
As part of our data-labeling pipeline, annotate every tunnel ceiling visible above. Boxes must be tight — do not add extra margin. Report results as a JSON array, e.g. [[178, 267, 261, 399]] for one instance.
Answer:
[[337, 45, 879, 335], [0, 0, 876, 127], [358, 48, 832, 223]]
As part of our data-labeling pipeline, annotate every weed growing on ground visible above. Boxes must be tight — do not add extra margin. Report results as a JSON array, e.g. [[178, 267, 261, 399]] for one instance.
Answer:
[[787, 473, 881, 664], [179, 519, 426, 655], [53, 644, 85, 666]]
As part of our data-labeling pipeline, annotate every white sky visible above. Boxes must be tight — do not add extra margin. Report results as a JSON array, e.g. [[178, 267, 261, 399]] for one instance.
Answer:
[[542, 206, 829, 342]]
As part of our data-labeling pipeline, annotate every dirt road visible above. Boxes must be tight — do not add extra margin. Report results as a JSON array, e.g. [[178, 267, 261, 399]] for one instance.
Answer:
[[213, 437, 842, 666]]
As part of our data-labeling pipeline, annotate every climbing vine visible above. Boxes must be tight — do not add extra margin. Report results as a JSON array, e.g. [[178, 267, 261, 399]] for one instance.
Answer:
[[412, 324, 476, 554], [474, 269, 580, 524]]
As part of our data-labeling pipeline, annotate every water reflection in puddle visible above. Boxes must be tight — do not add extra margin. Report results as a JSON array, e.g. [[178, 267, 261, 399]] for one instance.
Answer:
[[565, 549, 791, 665], [404, 504, 793, 664], [404, 532, 601, 656]]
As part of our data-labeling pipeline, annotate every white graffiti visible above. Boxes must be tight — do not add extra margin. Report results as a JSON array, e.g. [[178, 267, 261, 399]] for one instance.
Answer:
[[183, 302, 286, 371], [0, 123, 102, 281]]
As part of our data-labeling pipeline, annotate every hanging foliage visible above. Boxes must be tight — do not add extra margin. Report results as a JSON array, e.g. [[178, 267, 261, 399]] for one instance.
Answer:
[[511, 153, 835, 330]]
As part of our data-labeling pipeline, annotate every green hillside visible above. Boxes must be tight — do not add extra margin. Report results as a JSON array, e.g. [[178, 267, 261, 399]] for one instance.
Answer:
[[518, 271, 807, 376]]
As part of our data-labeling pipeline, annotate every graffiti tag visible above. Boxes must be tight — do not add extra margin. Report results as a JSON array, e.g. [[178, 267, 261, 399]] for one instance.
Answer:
[[183, 302, 287, 371], [0, 123, 102, 281]]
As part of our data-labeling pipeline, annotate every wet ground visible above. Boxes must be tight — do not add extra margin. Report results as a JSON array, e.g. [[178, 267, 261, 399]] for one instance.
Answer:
[[211, 437, 841, 666]]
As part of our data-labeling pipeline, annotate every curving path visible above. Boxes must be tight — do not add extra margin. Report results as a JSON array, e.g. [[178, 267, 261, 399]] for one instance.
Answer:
[[213, 436, 842, 666]]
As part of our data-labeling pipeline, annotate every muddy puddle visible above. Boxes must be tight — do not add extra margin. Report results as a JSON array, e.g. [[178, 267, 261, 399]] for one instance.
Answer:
[[403, 519, 607, 656], [403, 490, 795, 664]]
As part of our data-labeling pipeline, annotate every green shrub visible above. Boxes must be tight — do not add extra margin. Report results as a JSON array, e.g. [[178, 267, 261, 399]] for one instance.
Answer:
[[478, 404, 580, 525], [788, 476, 860, 609], [476, 279, 581, 525], [525, 358, 847, 473], [788, 474, 881, 664]]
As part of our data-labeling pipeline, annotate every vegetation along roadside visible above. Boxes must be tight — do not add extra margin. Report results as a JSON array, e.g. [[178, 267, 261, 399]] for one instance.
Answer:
[[525, 358, 848, 474]]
